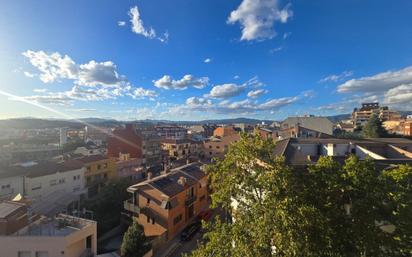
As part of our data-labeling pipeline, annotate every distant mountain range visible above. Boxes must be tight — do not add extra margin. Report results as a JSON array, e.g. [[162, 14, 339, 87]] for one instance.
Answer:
[[2, 112, 412, 129]]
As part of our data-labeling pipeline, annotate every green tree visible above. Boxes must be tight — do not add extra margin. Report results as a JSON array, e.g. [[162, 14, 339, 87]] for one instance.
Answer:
[[362, 114, 387, 138], [83, 178, 132, 235], [121, 221, 151, 257], [189, 134, 412, 257]]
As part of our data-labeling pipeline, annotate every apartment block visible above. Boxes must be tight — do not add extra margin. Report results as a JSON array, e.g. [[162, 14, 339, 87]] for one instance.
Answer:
[[203, 127, 240, 159], [0, 201, 97, 257], [352, 103, 401, 127], [75, 155, 116, 198], [155, 125, 188, 140], [123, 162, 208, 241], [161, 139, 201, 160]]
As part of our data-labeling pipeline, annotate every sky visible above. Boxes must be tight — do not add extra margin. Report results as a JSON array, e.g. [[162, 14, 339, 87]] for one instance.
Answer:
[[1, 0, 412, 121]]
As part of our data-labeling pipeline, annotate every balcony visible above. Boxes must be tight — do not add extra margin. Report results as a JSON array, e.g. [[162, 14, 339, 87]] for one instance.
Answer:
[[185, 195, 197, 206], [124, 199, 140, 214]]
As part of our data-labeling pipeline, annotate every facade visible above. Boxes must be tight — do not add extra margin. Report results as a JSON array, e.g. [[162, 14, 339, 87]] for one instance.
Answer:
[[155, 125, 187, 140], [0, 144, 62, 163], [124, 162, 209, 241], [278, 125, 333, 140], [1, 160, 87, 215], [281, 116, 334, 136], [0, 202, 97, 257], [213, 126, 238, 137], [403, 121, 412, 136], [0, 171, 25, 200], [352, 103, 401, 127], [115, 153, 146, 181], [203, 133, 240, 159], [255, 127, 276, 140], [273, 137, 412, 167], [107, 124, 143, 159], [75, 155, 116, 198], [161, 139, 201, 160], [136, 125, 163, 168]]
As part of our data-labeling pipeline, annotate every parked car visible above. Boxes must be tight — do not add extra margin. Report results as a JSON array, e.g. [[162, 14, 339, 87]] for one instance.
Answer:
[[197, 209, 212, 222], [180, 221, 201, 241]]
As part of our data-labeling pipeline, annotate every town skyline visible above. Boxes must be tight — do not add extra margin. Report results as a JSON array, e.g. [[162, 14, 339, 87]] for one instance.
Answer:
[[1, 0, 412, 121]]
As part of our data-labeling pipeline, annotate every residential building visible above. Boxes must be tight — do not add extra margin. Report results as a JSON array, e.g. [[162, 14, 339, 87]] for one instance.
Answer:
[[123, 162, 208, 241], [155, 125, 187, 140], [1, 160, 87, 215], [75, 155, 116, 198], [255, 127, 276, 140], [0, 144, 62, 163], [278, 125, 334, 140], [352, 103, 401, 127], [0, 169, 24, 200], [161, 139, 201, 160], [0, 201, 97, 257], [115, 153, 146, 181], [203, 131, 240, 159], [213, 126, 238, 137], [136, 124, 163, 168], [273, 137, 412, 167], [403, 121, 412, 136], [107, 124, 143, 159], [281, 116, 334, 136]]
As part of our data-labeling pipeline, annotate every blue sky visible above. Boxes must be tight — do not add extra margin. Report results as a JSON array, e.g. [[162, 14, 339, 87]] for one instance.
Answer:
[[1, 0, 412, 121]]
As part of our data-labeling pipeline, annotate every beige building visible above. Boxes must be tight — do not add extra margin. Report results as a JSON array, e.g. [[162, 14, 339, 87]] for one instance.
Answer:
[[203, 133, 240, 159], [0, 201, 97, 257], [352, 103, 401, 127], [161, 139, 201, 160]]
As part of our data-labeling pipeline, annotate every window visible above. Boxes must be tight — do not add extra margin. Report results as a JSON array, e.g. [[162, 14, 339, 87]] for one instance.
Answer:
[[73, 186, 80, 192], [152, 218, 155, 225], [73, 176, 77, 181], [1, 184, 10, 190], [147, 215, 150, 223], [59, 178, 65, 184], [97, 164, 101, 170], [173, 214, 182, 225], [200, 195, 206, 201], [18, 251, 31, 257], [31, 184, 41, 191], [103, 163, 108, 169], [87, 166, 91, 172], [209, 152, 212, 155], [147, 198, 151, 204], [216, 146, 220, 149], [36, 251, 48, 257], [103, 173, 107, 179]]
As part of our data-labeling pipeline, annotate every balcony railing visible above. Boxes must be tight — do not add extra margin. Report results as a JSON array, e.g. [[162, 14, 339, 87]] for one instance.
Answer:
[[124, 199, 140, 214], [185, 195, 197, 206]]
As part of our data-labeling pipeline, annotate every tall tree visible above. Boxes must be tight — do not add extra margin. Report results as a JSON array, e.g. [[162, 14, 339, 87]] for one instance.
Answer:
[[189, 134, 412, 257], [121, 221, 151, 257], [362, 114, 387, 138]]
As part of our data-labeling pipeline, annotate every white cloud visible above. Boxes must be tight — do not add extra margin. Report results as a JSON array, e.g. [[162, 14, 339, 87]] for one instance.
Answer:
[[71, 108, 97, 112], [384, 84, 412, 104], [204, 58, 212, 63], [153, 74, 209, 90], [233, 75, 240, 80], [319, 70, 353, 83], [22, 50, 128, 88], [129, 87, 158, 99], [227, 0, 293, 41], [258, 96, 298, 110], [247, 89, 268, 98], [208, 83, 245, 98], [24, 71, 36, 78], [270, 47, 283, 54], [283, 32, 291, 39], [129, 6, 156, 39], [127, 6, 168, 43], [33, 88, 47, 93], [186, 97, 212, 106], [118, 21, 126, 26], [337, 66, 412, 93]]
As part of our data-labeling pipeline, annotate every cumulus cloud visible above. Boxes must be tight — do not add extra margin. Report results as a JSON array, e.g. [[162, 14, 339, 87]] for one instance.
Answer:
[[22, 50, 127, 88], [24, 71, 36, 78], [208, 83, 245, 98], [127, 6, 168, 43], [167, 95, 300, 116], [186, 97, 212, 106], [118, 21, 126, 26], [129, 87, 158, 99], [384, 84, 412, 104], [33, 88, 47, 93], [204, 58, 212, 63], [337, 66, 412, 93], [227, 0, 293, 41], [319, 70, 353, 83], [247, 89, 268, 98], [153, 74, 209, 90]]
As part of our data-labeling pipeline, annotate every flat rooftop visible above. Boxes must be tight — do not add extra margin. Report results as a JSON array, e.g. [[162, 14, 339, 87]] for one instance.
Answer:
[[13, 214, 95, 237], [0, 202, 26, 219]]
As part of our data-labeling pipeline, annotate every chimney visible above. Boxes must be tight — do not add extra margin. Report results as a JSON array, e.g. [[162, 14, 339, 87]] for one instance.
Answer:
[[178, 176, 187, 186], [147, 172, 153, 180]]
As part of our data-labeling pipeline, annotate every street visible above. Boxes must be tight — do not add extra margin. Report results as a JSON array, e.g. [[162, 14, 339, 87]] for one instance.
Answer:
[[167, 230, 203, 257]]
